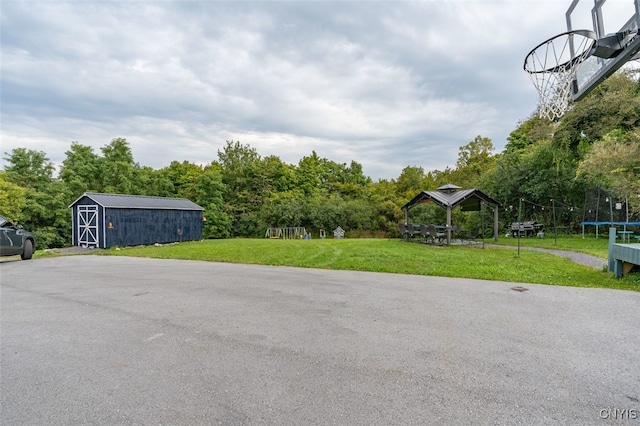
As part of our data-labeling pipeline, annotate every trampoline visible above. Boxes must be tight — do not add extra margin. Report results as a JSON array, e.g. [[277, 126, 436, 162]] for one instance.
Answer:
[[581, 221, 640, 239]]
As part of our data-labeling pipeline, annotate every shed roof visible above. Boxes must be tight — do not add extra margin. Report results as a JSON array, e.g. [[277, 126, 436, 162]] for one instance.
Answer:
[[70, 192, 204, 211]]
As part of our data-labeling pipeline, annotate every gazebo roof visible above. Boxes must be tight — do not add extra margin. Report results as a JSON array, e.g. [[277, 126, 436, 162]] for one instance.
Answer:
[[401, 184, 499, 212], [436, 183, 462, 193]]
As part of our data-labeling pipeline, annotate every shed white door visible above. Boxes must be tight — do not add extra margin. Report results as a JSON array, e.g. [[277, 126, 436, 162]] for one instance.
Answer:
[[77, 205, 99, 247]]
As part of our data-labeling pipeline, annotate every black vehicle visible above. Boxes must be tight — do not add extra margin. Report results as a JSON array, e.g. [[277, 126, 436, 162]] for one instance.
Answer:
[[0, 215, 35, 260]]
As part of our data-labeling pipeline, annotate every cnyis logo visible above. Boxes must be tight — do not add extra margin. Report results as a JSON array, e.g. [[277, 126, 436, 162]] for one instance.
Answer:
[[598, 408, 638, 420]]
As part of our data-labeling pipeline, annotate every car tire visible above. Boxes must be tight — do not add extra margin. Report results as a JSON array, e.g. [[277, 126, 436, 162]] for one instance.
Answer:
[[21, 240, 33, 260]]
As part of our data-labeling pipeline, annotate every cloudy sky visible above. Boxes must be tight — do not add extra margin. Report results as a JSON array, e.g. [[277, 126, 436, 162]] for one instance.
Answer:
[[1, 0, 636, 180]]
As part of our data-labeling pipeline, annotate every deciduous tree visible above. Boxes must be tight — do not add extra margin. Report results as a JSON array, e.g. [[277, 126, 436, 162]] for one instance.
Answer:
[[3, 148, 54, 190], [59, 142, 101, 196], [99, 138, 139, 194]]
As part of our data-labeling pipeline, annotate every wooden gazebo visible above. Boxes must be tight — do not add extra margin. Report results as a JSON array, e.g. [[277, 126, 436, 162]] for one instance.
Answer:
[[401, 184, 500, 243]]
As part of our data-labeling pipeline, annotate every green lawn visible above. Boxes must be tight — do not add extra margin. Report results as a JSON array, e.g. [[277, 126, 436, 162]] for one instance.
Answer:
[[491, 234, 609, 258], [89, 238, 639, 292]]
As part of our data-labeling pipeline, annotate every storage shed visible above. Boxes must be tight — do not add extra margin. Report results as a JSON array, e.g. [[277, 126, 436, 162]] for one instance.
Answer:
[[69, 193, 204, 248]]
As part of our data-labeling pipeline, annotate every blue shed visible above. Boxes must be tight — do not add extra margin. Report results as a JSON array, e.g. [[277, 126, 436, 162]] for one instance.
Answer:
[[69, 193, 204, 248]]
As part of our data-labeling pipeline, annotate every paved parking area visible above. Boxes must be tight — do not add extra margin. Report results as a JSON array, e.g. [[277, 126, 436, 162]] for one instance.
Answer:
[[2, 256, 639, 425]]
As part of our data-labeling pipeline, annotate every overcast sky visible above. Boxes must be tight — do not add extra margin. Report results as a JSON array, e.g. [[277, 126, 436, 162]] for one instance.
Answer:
[[1, 0, 637, 180]]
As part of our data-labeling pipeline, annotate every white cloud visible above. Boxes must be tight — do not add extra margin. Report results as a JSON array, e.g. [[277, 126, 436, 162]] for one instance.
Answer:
[[1, 0, 635, 180]]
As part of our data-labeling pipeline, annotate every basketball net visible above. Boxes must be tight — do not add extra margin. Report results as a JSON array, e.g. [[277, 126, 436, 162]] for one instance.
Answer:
[[524, 30, 596, 121]]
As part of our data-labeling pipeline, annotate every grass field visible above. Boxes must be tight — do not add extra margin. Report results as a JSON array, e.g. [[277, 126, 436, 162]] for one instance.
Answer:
[[89, 237, 640, 292], [491, 234, 609, 258]]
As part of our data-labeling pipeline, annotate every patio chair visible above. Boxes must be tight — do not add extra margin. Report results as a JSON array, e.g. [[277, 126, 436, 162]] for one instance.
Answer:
[[427, 224, 446, 245], [419, 223, 430, 243], [398, 223, 409, 240], [409, 223, 423, 240]]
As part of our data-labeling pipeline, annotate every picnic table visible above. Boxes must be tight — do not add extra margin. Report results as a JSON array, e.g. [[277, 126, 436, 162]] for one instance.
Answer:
[[617, 230, 634, 243]]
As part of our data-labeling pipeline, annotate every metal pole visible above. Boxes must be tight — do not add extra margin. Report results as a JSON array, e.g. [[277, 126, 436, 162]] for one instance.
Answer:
[[493, 203, 499, 242], [626, 195, 629, 223], [446, 206, 452, 245], [608, 227, 617, 273], [517, 198, 523, 257], [481, 202, 485, 249], [595, 187, 600, 238], [552, 199, 557, 246], [592, 0, 606, 38]]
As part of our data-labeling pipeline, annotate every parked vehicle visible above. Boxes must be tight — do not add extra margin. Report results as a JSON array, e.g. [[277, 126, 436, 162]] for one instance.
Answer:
[[0, 215, 35, 260]]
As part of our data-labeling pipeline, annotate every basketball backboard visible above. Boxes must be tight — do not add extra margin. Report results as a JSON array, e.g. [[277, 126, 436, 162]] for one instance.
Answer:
[[567, 0, 640, 101]]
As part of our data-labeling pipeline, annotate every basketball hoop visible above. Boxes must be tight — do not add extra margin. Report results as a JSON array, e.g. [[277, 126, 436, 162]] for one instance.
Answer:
[[524, 30, 597, 120]]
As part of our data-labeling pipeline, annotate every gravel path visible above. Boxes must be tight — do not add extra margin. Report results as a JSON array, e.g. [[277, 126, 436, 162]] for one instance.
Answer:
[[526, 246, 606, 269], [44, 246, 98, 255], [484, 243, 607, 270]]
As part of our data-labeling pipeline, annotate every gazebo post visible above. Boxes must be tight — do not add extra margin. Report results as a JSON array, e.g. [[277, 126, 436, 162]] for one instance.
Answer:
[[446, 206, 452, 244]]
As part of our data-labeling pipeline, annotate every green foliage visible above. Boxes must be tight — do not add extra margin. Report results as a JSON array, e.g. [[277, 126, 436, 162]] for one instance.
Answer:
[[395, 166, 426, 200], [295, 151, 328, 196], [0, 171, 27, 221], [260, 190, 307, 229], [137, 166, 175, 197], [59, 142, 101, 196], [18, 182, 72, 249], [452, 135, 497, 188], [456, 135, 494, 168], [202, 203, 232, 239], [307, 194, 345, 231], [4, 71, 639, 250], [485, 130, 585, 229], [342, 198, 376, 230], [577, 130, 640, 214], [217, 141, 263, 236], [233, 212, 261, 237], [373, 198, 404, 234], [505, 116, 554, 152], [3, 148, 54, 190], [408, 203, 445, 225], [159, 160, 202, 199], [252, 155, 296, 197], [99, 138, 139, 194], [194, 166, 224, 207], [3, 149, 72, 248], [553, 72, 640, 154]]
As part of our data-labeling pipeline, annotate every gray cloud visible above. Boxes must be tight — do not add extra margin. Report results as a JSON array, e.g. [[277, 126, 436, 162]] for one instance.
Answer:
[[2, 0, 627, 180]]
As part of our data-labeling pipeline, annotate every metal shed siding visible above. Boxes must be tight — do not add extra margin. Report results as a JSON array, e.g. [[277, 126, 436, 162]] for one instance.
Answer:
[[104, 208, 202, 247], [70, 193, 203, 248]]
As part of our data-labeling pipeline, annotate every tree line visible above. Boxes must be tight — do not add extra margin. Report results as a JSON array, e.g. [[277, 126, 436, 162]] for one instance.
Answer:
[[2, 72, 639, 249]]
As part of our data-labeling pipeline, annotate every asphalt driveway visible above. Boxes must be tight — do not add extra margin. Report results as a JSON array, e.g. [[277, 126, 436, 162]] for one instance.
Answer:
[[1, 256, 639, 425]]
